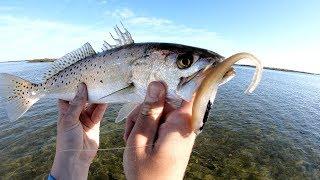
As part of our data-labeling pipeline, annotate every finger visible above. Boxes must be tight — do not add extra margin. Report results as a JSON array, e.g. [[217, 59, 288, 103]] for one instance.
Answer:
[[80, 104, 107, 131], [85, 104, 98, 115], [66, 83, 88, 120], [91, 104, 107, 123], [58, 99, 69, 116], [154, 110, 196, 156], [180, 96, 195, 115], [127, 81, 166, 154], [154, 97, 196, 153], [162, 102, 176, 119], [124, 104, 141, 142]]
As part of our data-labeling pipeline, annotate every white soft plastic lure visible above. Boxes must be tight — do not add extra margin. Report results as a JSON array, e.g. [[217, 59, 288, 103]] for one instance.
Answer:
[[191, 53, 262, 133]]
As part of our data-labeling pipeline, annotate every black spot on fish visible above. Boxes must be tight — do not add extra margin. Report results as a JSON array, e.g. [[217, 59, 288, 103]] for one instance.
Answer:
[[100, 80, 103, 83]]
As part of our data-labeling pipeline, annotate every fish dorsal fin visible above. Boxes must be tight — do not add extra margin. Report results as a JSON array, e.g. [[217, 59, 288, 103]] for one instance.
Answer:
[[42, 43, 96, 81], [101, 23, 134, 51]]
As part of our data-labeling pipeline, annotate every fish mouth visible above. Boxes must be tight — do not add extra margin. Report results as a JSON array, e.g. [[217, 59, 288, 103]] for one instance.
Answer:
[[177, 64, 212, 90]]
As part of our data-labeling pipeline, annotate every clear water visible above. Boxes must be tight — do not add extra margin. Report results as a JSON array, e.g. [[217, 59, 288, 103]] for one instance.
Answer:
[[0, 61, 319, 179]]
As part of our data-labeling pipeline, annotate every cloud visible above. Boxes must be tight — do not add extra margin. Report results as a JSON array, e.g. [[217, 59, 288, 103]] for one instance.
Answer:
[[105, 8, 135, 19], [128, 17, 172, 26], [0, 8, 234, 62], [105, 8, 234, 54], [0, 6, 17, 11], [99, 0, 107, 4], [0, 15, 109, 61], [106, 8, 172, 26]]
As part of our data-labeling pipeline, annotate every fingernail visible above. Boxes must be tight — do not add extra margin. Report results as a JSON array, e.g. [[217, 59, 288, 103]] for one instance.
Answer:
[[145, 82, 164, 103]]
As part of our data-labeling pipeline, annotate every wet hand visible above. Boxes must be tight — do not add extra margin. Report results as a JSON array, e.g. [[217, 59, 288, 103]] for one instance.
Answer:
[[51, 83, 107, 180], [123, 82, 196, 180]]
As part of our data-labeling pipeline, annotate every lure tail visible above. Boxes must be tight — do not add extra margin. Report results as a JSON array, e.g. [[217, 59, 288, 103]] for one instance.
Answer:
[[0, 73, 43, 121]]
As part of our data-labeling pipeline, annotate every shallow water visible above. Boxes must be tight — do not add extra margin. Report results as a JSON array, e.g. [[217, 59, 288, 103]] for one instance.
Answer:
[[0, 61, 319, 179]]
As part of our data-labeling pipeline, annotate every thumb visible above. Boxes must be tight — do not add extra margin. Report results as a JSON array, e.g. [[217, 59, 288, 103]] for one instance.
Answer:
[[66, 83, 88, 121], [127, 81, 166, 154]]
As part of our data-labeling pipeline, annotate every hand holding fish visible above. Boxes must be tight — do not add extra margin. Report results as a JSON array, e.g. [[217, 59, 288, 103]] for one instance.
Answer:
[[51, 83, 107, 180], [124, 81, 196, 180]]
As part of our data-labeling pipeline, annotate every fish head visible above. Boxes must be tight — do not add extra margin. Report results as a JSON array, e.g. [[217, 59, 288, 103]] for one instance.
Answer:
[[142, 43, 224, 102]]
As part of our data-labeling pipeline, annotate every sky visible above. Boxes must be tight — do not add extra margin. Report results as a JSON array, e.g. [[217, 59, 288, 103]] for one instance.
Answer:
[[0, 0, 319, 73]]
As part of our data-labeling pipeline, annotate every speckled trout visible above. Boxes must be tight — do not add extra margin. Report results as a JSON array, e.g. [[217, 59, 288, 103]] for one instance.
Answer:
[[0, 25, 263, 132]]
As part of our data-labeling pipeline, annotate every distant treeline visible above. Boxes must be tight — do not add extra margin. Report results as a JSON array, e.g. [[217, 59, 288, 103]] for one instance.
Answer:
[[27, 58, 56, 63], [235, 64, 319, 75]]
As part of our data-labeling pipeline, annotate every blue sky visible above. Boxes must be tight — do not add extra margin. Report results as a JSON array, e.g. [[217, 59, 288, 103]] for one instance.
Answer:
[[0, 0, 319, 73]]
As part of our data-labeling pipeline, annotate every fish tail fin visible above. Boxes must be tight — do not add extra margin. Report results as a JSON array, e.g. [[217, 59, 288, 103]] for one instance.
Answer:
[[0, 73, 42, 121]]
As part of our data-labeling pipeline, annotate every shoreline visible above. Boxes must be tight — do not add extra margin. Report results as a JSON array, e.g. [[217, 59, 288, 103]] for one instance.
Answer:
[[0, 58, 56, 63], [26, 58, 56, 63], [234, 64, 319, 75]]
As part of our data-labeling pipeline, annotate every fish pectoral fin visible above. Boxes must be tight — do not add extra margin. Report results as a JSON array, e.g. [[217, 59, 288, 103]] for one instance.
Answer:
[[98, 84, 141, 103], [115, 103, 139, 123]]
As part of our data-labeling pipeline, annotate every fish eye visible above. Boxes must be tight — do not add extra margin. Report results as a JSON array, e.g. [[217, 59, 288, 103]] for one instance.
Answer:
[[176, 53, 193, 69]]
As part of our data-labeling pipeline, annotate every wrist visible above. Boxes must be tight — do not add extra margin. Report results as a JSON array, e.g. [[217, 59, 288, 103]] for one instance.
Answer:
[[51, 153, 91, 180]]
